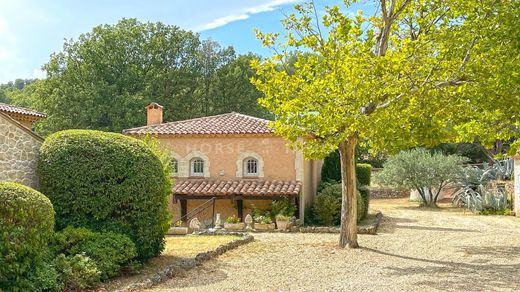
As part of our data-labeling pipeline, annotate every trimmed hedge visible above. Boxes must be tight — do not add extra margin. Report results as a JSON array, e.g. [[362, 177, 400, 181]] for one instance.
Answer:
[[358, 186, 370, 221], [53, 227, 137, 281], [38, 130, 171, 261], [321, 151, 373, 186], [0, 182, 55, 290], [356, 163, 372, 186], [312, 183, 366, 225]]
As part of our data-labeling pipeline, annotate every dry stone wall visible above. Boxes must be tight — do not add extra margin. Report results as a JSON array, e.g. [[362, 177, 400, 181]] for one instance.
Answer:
[[0, 114, 42, 188]]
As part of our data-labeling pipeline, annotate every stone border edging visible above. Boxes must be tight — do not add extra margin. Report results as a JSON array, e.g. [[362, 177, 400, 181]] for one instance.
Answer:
[[235, 211, 383, 235], [291, 211, 383, 235], [116, 234, 254, 291]]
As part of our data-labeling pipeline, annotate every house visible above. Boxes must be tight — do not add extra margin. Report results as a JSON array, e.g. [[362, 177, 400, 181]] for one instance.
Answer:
[[0, 103, 46, 188], [123, 103, 322, 224]]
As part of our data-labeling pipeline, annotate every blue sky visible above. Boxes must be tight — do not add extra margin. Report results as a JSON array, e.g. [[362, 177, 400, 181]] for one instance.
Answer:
[[0, 0, 371, 83]]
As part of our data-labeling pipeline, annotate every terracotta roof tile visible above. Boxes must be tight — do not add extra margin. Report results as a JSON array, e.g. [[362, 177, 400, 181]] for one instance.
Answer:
[[0, 103, 46, 118], [172, 179, 301, 197], [123, 112, 274, 136]]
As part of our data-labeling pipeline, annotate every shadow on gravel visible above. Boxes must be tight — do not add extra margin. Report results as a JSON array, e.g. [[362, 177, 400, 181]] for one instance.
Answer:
[[377, 216, 417, 234], [363, 247, 520, 291], [457, 245, 520, 260], [393, 225, 478, 233]]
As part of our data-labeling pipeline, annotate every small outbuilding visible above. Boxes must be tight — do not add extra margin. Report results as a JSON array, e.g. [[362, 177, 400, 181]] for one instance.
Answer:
[[0, 103, 46, 188]]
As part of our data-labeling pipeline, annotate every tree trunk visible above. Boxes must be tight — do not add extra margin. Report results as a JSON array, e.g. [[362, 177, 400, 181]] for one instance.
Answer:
[[338, 135, 359, 248]]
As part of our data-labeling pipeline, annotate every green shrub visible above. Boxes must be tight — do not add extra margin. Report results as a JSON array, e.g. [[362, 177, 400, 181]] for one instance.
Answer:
[[356, 163, 372, 186], [312, 183, 366, 225], [31, 261, 62, 292], [271, 198, 297, 217], [38, 130, 171, 261], [313, 193, 340, 226], [304, 206, 317, 226], [0, 182, 55, 290], [53, 227, 137, 280], [357, 193, 366, 221], [358, 186, 370, 221], [321, 150, 375, 185], [54, 253, 100, 291]]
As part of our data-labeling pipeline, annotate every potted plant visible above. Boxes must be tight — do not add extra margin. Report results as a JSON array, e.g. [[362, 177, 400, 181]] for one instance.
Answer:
[[168, 220, 189, 235], [223, 215, 245, 231], [271, 199, 297, 230], [275, 214, 290, 231], [253, 212, 275, 231]]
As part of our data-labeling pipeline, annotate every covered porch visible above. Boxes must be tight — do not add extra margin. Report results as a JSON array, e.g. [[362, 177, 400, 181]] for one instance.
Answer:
[[172, 179, 301, 226]]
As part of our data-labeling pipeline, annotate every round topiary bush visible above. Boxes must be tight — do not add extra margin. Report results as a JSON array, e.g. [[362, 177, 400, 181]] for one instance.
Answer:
[[0, 182, 55, 290], [38, 130, 171, 261]]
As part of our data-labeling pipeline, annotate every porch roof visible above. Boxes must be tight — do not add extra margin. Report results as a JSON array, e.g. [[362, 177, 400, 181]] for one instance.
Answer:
[[172, 179, 301, 197]]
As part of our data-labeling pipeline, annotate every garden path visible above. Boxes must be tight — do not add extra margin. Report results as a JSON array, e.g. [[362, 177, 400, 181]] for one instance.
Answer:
[[149, 198, 520, 291]]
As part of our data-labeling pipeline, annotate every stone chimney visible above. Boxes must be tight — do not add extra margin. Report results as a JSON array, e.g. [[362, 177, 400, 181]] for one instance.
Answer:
[[146, 102, 163, 126]]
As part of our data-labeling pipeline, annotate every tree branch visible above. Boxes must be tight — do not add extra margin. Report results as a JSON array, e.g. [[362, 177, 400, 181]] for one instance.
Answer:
[[392, 0, 411, 19], [460, 35, 478, 71]]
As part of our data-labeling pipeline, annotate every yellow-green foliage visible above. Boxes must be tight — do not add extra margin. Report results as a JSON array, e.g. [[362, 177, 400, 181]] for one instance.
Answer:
[[252, 0, 519, 158]]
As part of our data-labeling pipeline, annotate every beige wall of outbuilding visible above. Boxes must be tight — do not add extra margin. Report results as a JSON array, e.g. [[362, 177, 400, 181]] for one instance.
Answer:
[[0, 113, 42, 189]]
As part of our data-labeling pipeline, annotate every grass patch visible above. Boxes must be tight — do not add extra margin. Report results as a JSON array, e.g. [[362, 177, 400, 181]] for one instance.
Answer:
[[101, 235, 239, 291]]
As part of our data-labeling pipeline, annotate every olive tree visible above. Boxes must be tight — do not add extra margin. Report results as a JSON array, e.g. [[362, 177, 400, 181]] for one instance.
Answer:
[[376, 148, 468, 207]]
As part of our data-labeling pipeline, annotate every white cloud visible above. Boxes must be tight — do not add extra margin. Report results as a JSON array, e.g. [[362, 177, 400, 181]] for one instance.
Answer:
[[197, 0, 299, 31]]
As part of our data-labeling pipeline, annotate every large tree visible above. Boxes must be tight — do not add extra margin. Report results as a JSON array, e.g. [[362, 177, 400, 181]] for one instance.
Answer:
[[14, 19, 266, 135], [252, 0, 519, 248]]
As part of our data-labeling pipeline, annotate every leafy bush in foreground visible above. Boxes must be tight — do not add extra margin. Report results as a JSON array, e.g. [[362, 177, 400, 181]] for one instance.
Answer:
[[0, 182, 55, 290], [53, 227, 137, 280], [38, 130, 171, 261], [54, 253, 100, 291]]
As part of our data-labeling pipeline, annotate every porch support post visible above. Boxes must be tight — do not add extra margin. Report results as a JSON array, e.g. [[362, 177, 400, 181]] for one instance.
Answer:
[[295, 195, 300, 219], [180, 199, 188, 222], [237, 199, 244, 221]]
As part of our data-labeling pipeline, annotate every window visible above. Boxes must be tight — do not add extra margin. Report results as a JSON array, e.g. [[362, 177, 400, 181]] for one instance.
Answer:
[[171, 159, 178, 176], [244, 158, 258, 177], [191, 158, 204, 176]]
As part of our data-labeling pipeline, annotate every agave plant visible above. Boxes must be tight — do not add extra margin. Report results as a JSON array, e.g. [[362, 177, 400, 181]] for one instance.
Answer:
[[453, 185, 510, 214]]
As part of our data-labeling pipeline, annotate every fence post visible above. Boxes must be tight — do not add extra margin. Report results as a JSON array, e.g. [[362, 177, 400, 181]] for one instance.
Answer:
[[211, 198, 216, 227]]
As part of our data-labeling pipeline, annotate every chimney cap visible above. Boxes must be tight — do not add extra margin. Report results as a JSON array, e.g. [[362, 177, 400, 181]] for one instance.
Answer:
[[146, 102, 163, 110]]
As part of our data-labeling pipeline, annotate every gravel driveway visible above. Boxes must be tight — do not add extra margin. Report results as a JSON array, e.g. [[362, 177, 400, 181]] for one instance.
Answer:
[[149, 199, 520, 292]]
